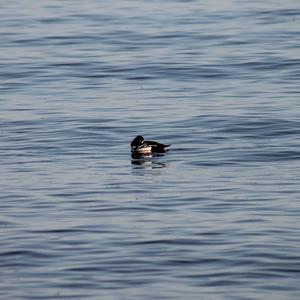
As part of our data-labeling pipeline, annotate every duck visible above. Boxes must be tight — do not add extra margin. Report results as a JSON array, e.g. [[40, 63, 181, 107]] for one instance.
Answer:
[[131, 135, 170, 156]]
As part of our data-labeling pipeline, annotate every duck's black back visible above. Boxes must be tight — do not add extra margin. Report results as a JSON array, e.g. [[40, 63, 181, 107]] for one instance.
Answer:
[[146, 140, 170, 152]]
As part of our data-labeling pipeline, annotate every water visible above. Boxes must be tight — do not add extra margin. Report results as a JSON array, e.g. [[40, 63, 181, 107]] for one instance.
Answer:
[[1, 0, 300, 299]]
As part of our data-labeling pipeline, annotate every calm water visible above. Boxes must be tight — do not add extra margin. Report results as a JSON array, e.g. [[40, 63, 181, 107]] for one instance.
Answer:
[[1, 0, 300, 299]]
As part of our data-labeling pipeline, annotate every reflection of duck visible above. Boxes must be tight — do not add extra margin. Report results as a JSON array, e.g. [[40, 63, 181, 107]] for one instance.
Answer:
[[131, 158, 166, 168], [131, 135, 170, 158]]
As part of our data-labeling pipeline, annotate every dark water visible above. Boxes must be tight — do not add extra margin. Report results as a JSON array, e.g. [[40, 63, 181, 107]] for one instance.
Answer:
[[1, 0, 300, 299]]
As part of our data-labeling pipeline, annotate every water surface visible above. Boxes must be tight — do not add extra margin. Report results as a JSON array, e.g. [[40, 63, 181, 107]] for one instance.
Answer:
[[1, 0, 300, 299]]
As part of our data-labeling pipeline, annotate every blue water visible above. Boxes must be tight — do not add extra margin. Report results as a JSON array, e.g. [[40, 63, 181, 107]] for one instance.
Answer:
[[1, 0, 300, 299]]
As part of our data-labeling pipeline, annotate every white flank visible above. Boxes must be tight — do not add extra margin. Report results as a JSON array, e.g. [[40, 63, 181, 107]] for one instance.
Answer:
[[136, 146, 152, 153]]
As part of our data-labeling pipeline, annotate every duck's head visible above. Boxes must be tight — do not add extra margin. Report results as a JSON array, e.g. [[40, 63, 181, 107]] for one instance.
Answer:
[[131, 135, 145, 151]]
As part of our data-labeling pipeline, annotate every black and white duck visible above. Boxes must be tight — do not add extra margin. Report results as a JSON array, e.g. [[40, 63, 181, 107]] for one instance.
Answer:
[[131, 135, 170, 156]]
